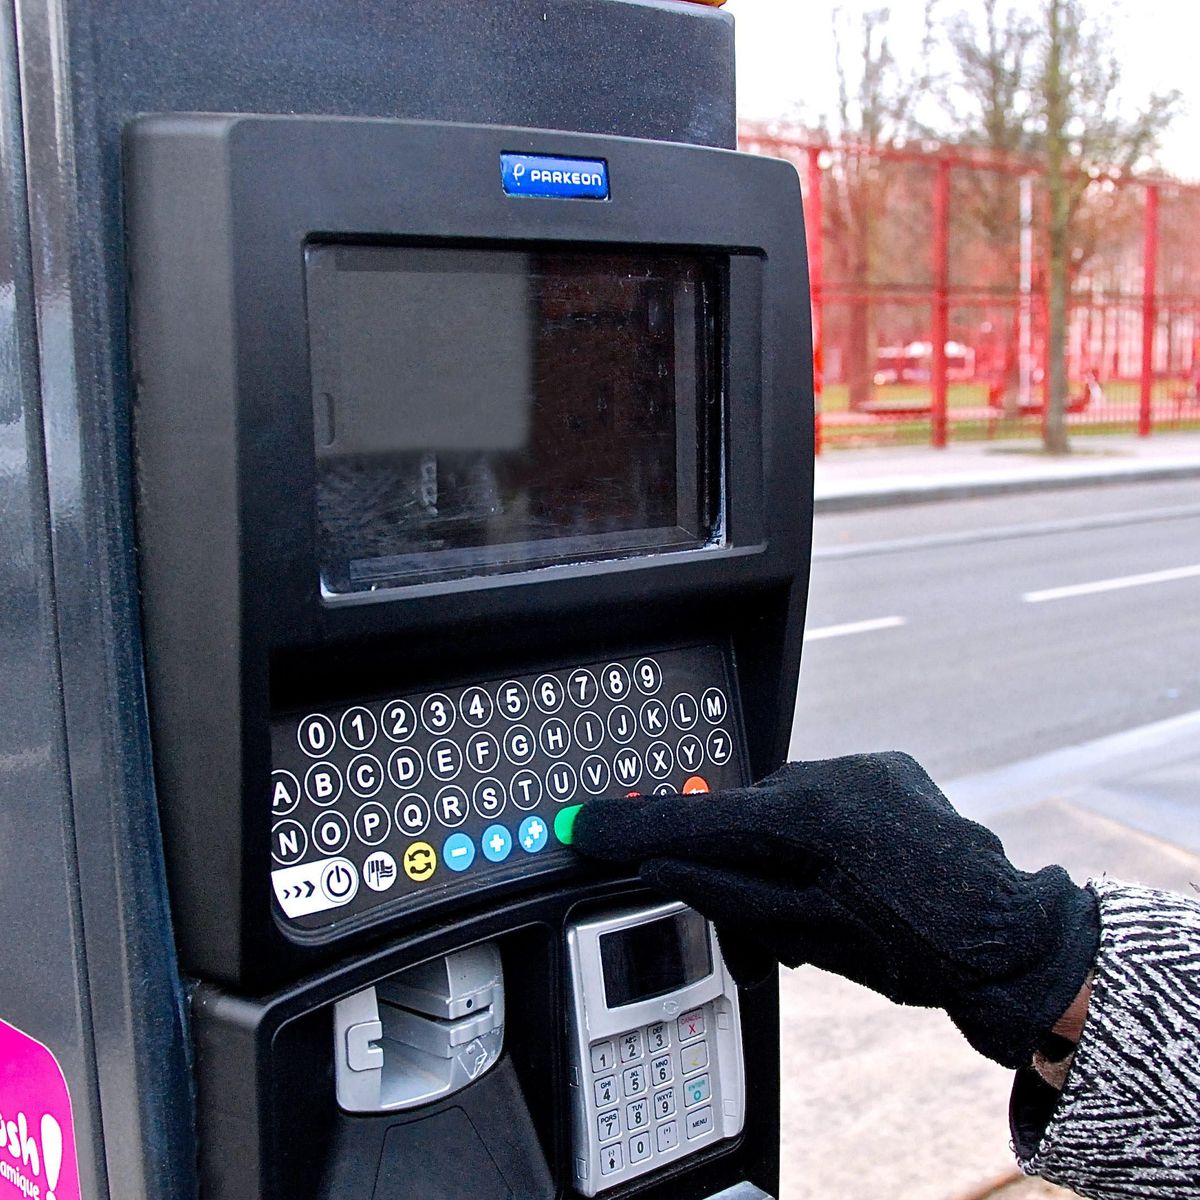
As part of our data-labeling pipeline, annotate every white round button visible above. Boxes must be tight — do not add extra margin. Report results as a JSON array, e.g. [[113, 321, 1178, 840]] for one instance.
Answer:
[[340, 706, 378, 750], [633, 658, 663, 695], [601, 663, 631, 701], [533, 673, 564, 714], [346, 753, 383, 798], [297, 713, 336, 758], [271, 770, 301, 817], [421, 693, 456, 735], [497, 680, 530, 721], [304, 761, 343, 807], [381, 699, 417, 744], [700, 687, 728, 724], [353, 801, 392, 846], [388, 747, 424, 791], [363, 851, 398, 892], [271, 819, 307, 865], [394, 793, 431, 837], [312, 811, 350, 855], [459, 686, 494, 728]]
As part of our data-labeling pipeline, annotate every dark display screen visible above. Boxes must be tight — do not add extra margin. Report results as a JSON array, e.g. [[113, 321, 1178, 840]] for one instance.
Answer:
[[599, 909, 713, 1009], [305, 245, 723, 593]]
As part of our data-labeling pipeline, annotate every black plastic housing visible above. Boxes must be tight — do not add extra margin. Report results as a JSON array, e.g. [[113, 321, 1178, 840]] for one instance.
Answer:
[[128, 114, 813, 992]]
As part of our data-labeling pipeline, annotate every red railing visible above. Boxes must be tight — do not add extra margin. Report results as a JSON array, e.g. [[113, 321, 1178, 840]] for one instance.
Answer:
[[740, 124, 1200, 451]]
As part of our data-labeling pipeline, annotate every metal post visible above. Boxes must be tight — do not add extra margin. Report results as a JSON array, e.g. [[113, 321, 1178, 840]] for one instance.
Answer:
[[807, 146, 824, 455], [931, 157, 950, 448], [1140, 182, 1159, 437]]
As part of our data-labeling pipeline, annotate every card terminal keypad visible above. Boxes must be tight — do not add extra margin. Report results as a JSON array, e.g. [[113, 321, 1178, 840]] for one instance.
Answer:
[[270, 645, 744, 928], [587, 1002, 718, 1186]]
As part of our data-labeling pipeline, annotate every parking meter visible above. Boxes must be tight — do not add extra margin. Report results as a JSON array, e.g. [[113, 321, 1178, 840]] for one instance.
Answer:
[[0, 3, 812, 1200]]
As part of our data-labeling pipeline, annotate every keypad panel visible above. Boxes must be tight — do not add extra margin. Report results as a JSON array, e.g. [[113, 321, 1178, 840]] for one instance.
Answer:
[[585, 1002, 717, 1187], [270, 645, 743, 927]]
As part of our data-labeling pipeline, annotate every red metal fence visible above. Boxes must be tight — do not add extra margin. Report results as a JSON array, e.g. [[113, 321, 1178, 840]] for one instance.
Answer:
[[740, 123, 1200, 451]]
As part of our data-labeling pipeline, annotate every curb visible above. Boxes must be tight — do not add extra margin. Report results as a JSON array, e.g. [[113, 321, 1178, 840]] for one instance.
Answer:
[[814, 461, 1200, 513]]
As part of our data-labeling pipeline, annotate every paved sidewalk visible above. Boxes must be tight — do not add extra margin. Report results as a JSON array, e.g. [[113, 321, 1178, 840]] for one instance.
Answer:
[[778, 711, 1200, 1200], [814, 433, 1200, 512]]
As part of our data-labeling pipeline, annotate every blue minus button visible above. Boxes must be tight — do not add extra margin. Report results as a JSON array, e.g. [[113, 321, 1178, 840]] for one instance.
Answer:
[[501, 153, 609, 200], [443, 832, 476, 872]]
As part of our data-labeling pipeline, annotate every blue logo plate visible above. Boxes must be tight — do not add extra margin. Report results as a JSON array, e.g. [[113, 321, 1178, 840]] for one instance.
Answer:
[[501, 153, 609, 200]]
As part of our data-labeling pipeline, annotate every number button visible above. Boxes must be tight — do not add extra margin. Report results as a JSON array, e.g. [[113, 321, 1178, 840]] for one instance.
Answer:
[[346, 753, 383, 798], [394, 794, 430, 837], [601, 663, 631, 701], [567, 668, 597, 707], [628, 1130, 652, 1164], [381, 699, 416, 744], [646, 1022, 670, 1053], [633, 657, 662, 695], [625, 1097, 649, 1131], [297, 713, 336, 758], [271, 819, 307, 865], [594, 1076, 617, 1107], [650, 1054, 672, 1087], [533, 673, 564, 714], [684, 1074, 711, 1107], [701, 687, 727, 724], [606, 705, 637, 745], [671, 692, 699, 731], [304, 761, 343, 807], [621, 1065, 647, 1097], [620, 1030, 644, 1063], [339, 706, 377, 750], [573, 711, 605, 752], [459, 686, 493, 728], [271, 770, 301, 817], [497, 680, 529, 721], [645, 741, 674, 781], [600, 1143, 623, 1176], [596, 1108, 620, 1142], [421, 693, 456, 735], [653, 1087, 676, 1120], [656, 1120, 679, 1153], [590, 1041, 615, 1073]]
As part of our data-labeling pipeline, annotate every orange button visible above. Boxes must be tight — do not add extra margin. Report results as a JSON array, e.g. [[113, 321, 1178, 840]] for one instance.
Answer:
[[682, 776, 710, 794], [626, 791, 642, 798]]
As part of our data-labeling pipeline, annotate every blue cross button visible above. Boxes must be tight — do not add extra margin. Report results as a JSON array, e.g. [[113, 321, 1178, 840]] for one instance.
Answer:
[[442, 832, 476, 872], [481, 824, 513, 863], [518, 815, 548, 854]]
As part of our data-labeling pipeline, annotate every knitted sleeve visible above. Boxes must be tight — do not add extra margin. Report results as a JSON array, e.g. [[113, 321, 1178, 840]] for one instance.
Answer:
[[1011, 879, 1200, 1198]]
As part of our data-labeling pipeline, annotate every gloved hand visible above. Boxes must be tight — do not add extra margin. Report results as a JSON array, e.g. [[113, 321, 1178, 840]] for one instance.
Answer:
[[572, 752, 1099, 1070]]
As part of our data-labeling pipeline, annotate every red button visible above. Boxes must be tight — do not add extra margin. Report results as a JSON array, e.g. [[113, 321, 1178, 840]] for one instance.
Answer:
[[626, 790, 642, 798], [682, 776, 710, 794]]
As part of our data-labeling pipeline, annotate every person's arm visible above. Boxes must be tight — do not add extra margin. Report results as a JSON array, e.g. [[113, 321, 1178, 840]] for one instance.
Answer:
[[572, 755, 1200, 1197]]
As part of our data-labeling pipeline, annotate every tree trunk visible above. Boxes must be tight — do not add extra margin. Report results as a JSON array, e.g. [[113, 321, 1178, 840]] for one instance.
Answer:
[[846, 290, 874, 411], [1042, 0, 1071, 454]]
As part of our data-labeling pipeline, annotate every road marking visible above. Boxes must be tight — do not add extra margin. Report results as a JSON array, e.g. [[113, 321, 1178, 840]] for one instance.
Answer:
[[1024, 563, 1200, 604], [804, 615, 906, 641]]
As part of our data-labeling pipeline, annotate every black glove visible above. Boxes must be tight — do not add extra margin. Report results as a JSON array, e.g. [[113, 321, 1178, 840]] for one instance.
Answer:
[[572, 752, 1099, 1070]]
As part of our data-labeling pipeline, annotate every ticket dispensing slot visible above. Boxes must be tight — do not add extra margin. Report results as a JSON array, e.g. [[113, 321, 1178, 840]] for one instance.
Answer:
[[128, 115, 811, 1198]]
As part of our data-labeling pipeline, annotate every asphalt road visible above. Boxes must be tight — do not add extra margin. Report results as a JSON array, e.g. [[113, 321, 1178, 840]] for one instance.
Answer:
[[789, 477, 1200, 779]]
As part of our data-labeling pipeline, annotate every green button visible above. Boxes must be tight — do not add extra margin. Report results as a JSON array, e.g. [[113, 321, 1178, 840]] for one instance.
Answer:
[[554, 804, 583, 845]]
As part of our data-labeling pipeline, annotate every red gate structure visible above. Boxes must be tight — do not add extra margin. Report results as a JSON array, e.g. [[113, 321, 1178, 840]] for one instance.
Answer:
[[740, 122, 1200, 451]]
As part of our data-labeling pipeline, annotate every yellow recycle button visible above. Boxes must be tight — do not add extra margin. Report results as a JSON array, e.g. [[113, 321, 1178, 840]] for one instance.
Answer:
[[403, 841, 437, 882]]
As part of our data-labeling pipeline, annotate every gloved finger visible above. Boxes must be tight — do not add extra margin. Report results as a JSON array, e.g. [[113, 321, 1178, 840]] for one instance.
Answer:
[[714, 922, 778, 989]]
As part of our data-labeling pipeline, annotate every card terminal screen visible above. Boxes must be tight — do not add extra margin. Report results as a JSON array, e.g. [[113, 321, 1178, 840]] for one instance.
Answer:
[[305, 245, 723, 594], [598, 908, 713, 1008]]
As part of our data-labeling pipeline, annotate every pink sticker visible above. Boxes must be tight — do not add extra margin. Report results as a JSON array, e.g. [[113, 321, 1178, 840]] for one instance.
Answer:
[[0, 1019, 80, 1200]]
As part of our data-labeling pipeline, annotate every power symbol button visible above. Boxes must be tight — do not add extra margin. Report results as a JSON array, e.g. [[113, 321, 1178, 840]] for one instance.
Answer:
[[321, 858, 359, 904]]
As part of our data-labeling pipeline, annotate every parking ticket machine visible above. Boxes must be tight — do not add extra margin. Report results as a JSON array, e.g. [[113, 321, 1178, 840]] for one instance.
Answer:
[[0, 4, 811, 1200]]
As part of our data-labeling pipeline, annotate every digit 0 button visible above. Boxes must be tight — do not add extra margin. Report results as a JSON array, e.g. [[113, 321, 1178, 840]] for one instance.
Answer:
[[297, 713, 336, 758]]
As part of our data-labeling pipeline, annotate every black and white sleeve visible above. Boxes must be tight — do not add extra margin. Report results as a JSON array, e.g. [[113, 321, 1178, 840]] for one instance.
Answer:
[[1011, 878, 1200, 1199]]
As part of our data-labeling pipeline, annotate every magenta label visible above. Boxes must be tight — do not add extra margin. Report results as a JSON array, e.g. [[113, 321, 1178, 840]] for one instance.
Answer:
[[0, 1019, 79, 1200]]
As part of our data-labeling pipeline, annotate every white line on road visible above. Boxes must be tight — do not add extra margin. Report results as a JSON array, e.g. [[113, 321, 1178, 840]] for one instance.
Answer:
[[1024, 563, 1200, 604], [804, 615, 907, 641]]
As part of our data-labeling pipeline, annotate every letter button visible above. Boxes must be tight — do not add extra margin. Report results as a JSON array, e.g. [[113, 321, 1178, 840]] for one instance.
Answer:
[[434, 785, 469, 829], [271, 819, 307, 865], [594, 1075, 617, 1107], [394, 793, 431, 837], [706, 728, 733, 766], [312, 810, 350, 855], [353, 801, 391, 846], [628, 1130, 652, 1164], [606, 705, 637, 745], [271, 769, 301, 816], [621, 1064, 647, 1097], [465, 731, 500, 773], [590, 1041, 615, 1073], [600, 1142, 623, 1176], [700, 687, 728, 724], [428, 738, 463, 781], [304, 761, 343, 807], [670, 692, 699, 730], [503, 724, 535, 766], [347, 753, 383, 798]]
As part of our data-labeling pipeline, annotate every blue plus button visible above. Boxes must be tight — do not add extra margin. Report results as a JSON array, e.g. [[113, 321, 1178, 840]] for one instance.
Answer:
[[481, 824, 513, 863], [442, 832, 476, 872], [518, 815, 549, 854]]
